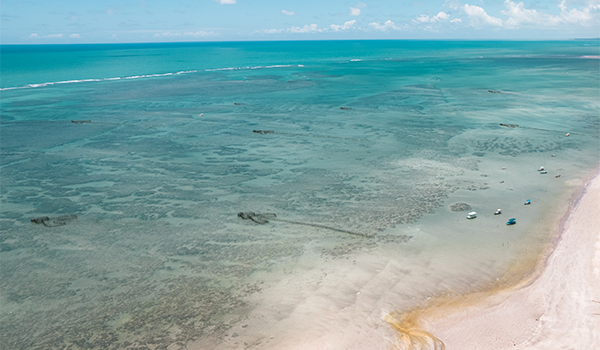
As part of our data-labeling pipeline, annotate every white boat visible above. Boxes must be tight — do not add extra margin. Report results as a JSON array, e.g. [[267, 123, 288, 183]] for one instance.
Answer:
[[494, 209, 502, 215], [467, 211, 477, 219]]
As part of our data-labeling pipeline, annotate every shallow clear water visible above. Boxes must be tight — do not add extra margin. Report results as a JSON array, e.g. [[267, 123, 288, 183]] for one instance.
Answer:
[[1, 40, 599, 349]]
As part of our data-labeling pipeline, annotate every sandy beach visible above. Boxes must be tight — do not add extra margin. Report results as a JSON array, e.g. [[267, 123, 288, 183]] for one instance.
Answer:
[[189, 171, 600, 350], [387, 172, 600, 349]]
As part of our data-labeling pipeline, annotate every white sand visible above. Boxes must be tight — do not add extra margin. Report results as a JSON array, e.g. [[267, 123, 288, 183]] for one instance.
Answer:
[[190, 174, 599, 350], [415, 173, 600, 349]]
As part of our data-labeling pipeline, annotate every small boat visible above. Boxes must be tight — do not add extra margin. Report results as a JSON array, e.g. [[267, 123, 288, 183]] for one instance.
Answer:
[[538, 166, 545, 171], [540, 171, 547, 174], [467, 211, 477, 219], [507, 218, 516, 225], [551, 154, 556, 157], [524, 199, 531, 205], [494, 209, 502, 215], [565, 133, 570, 137], [555, 174, 561, 178]]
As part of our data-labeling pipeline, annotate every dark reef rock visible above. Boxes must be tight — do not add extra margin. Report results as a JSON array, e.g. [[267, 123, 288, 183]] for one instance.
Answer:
[[449, 202, 472, 212]]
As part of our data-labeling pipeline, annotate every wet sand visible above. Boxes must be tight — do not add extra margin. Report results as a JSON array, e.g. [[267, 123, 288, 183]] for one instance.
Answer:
[[188, 171, 600, 350], [388, 172, 600, 349]]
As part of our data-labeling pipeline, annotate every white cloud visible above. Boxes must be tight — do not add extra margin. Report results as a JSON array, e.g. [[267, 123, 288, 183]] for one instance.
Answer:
[[499, 0, 599, 28], [288, 24, 321, 33], [330, 20, 356, 31], [369, 20, 403, 31], [558, 0, 598, 26], [414, 11, 450, 23], [435, 11, 450, 20], [256, 28, 284, 34], [70, 33, 81, 38], [30, 33, 63, 39], [350, 7, 361, 16], [186, 31, 214, 36], [281, 10, 295, 16], [502, 0, 561, 27], [154, 31, 214, 37], [261, 21, 357, 34], [463, 4, 503, 27], [444, 0, 461, 10], [212, 0, 236, 4]]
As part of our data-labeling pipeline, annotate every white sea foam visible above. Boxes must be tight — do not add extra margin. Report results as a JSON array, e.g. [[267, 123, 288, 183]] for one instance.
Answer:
[[250, 65, 291, 69], [206, 67, 237, 71], [56, 79, 100, 84], [205, 64, 301, 72], [0, 67, 228, 91], [0, 64, 306, 90]]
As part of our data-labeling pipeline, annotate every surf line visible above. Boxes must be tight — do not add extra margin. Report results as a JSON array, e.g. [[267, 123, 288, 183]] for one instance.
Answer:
[[0, 65, 306, 91], [252, 130, 364, 142], [0, 71, 200, 91]]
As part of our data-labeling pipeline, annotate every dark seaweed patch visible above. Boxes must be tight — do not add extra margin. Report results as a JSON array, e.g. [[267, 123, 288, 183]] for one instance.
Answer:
[[449, 202, 472, 212]]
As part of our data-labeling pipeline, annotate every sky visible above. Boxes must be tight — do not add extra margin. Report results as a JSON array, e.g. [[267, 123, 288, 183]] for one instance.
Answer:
[[1, 0, 599, 44]]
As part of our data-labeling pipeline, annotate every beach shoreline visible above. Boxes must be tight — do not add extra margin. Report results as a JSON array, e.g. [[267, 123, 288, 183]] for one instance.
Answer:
[[189, 168, 600, 350], [387, 170, 600, 349]]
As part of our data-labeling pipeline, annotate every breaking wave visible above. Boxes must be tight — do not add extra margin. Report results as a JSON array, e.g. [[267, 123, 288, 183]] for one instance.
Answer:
[[0, 64, 305, 91], [205, 64, 303, 71]]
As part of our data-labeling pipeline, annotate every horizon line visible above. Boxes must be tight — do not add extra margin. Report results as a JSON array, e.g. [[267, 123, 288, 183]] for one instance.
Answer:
[[2, 37, 599, 46]]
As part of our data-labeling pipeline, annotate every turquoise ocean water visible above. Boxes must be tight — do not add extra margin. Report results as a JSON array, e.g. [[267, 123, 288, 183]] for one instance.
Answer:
[[1, 41, 599, 349]]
